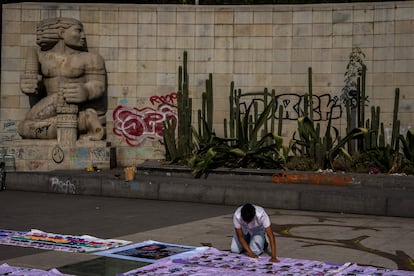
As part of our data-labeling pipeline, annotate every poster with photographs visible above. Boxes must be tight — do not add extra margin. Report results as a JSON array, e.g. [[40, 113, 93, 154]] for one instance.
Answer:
[[119, 247, 414, 276], [95, 240, 199, 263]]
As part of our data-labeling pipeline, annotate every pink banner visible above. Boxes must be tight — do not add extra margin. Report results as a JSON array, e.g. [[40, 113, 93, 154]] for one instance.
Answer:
[[0, 263, 73, 276], [119, 247, 414, 276]]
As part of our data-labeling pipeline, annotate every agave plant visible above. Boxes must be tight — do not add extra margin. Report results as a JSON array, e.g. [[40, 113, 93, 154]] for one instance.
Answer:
[[399, 129, 414, 162], [328, 127, 367, 168], [188, 130, 236, 178], [291, 103, 339, 170], [231, 98, 284, 168], [188, 98, 284, 178]]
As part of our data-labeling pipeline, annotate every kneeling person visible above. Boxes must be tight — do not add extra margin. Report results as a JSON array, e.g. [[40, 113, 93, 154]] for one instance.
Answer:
[[230, 203, 279, 262]]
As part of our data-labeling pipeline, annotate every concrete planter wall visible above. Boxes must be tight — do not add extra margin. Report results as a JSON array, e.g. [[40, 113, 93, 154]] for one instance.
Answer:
[[4, 166, 414, 218]]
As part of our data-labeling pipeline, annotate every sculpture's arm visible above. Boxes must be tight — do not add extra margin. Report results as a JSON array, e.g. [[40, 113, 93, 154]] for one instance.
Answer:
[[83, 53, 106, 101], [20, 73, 42, 95], [20, 47, 42, 95]]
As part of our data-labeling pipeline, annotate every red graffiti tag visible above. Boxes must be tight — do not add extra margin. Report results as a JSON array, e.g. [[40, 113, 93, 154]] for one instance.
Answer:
[[150, 93, 178, 107], [113, 104, 177, 147]]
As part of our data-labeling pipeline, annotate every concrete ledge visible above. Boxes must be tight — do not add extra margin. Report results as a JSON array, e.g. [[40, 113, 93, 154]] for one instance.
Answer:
[[386, 196, 414, 217], [3, 168, 414, 218], [300, 189, 387, 216]]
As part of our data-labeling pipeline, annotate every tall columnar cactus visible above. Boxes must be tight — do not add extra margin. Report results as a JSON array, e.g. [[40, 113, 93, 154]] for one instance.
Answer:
[[303, 93, 309, 118], [345, 97, 353, 153], [225, 85, 284, 149], [263, 88, 268, 135], [271, 89, 276, 135], [399, 129, 414, 162], [391, 88, 400, 151], [198, 73, 214, 140], [292, 67, 340, 169], [308, 67, 314, 120], [206, 73, 214, 132], [369, 106, 380, 149], [235, 89, 241, 144], [228, 81, 235, 141], [360, 65, 366, 128], [163, 51, 193, 162], [162, 119, 177, 161], [278, 105, 283, 137], [178, 51, 193, 157]]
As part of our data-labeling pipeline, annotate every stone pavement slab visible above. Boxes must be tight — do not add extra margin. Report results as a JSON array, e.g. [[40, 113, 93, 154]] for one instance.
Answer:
[[115, 209, 414, 271]]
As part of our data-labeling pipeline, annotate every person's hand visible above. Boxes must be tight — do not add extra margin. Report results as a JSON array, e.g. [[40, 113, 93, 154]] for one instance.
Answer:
[[247, 252, 258, 259], [269, 257, 279, 263], [20, 73, 41, 94], [62, 82, 88, 103]]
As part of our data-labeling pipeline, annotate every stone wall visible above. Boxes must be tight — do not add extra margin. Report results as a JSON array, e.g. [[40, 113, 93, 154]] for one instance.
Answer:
[[1, 2, 413, 169]]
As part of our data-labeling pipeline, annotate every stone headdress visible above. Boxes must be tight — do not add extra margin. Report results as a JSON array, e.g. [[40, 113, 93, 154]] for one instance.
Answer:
[[36, 17, 87, 51]]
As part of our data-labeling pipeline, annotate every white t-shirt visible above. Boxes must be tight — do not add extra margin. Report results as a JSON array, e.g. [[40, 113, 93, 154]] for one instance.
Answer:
[[233, 205, 271, 235]]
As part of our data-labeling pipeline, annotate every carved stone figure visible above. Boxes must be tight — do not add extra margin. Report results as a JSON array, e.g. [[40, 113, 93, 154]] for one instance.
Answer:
[[18, 17, 107, 143]]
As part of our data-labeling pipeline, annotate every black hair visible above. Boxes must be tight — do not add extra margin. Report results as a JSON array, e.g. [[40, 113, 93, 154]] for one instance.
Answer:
[[241, 203, 255, 222]]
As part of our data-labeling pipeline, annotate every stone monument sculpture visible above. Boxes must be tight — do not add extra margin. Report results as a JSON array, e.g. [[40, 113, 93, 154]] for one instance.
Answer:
[[18, 17, 107, 146]]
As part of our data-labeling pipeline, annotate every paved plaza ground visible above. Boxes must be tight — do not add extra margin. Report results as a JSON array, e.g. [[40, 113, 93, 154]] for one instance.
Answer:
[[0, 191, 413, 275]]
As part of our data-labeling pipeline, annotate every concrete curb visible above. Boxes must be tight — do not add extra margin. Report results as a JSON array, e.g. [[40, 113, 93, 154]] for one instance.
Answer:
[[3, 167, 414, 218]]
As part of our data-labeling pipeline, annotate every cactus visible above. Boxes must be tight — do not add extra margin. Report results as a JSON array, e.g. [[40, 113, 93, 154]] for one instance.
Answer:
[[373, 106, 380, 148], [360, 65, 366, 128], [206, 73, 214, 132], [308, 67, 313, 120], [303, 94, 309, 118], [197, 73, 214, 142], [190, 82, 284, 177], [163, 51, 193, 162], [228, 81, 235, 141], [379, 123, 385, 148], [165, 47, 411, 175], [263, 88, 268, 135], [278, 105, 283, 137], [292, 92, 339, 170], [162, 119, 178, 161], [271, 89, 276, 135], [345, 97, 353, 153], [398, 129, 414, 162], [391, 88, 400, 151]]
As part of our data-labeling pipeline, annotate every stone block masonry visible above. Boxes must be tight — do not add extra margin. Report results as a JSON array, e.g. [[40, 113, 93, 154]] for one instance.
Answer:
[[1, 2, 413, 168]]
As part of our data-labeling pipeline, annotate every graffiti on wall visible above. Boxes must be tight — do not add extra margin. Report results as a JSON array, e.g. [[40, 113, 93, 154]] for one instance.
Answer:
[[273, 172, 352, 186], [113, 92, 178, 146], [50, 177, 77, 194], [276, 93, 342, 121], [91, 148, 109, 161], [1, 120, 18, 142], [240, 92, 343, 121]]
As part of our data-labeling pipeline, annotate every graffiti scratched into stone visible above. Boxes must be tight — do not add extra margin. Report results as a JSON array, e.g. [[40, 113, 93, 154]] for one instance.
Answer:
[[50, 177, 76, 194], [91, 148, 108, 161]]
